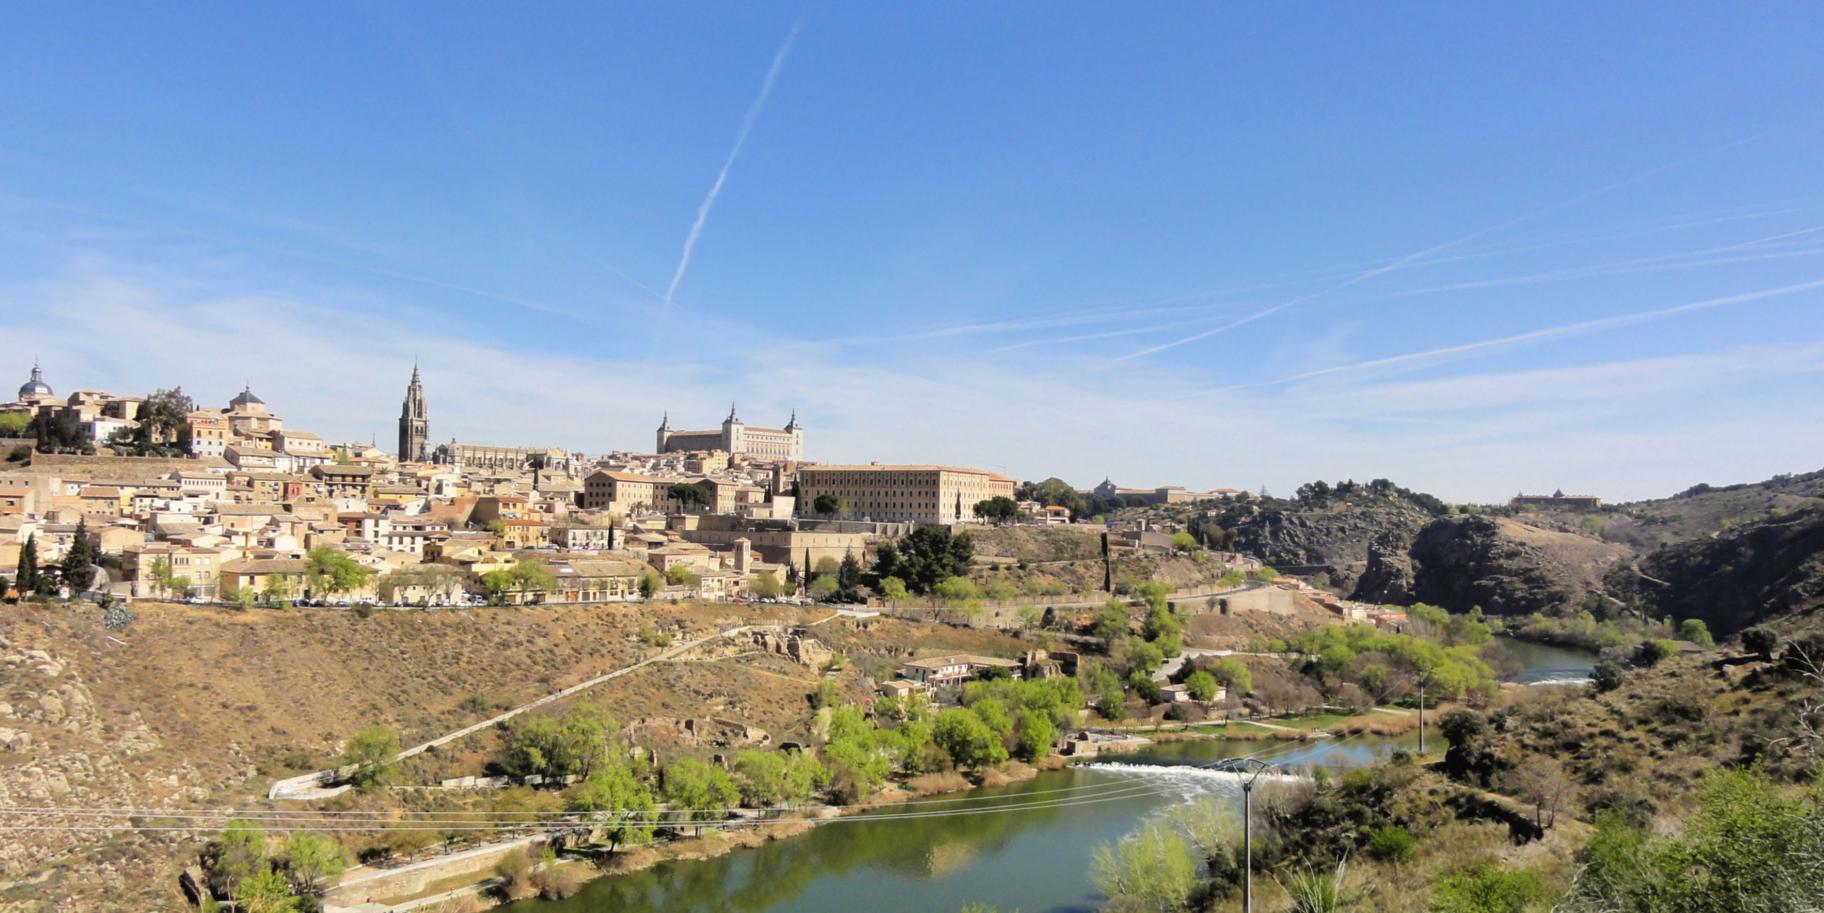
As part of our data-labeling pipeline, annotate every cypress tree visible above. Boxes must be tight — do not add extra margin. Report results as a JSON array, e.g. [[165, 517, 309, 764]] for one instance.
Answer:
[[62, 520, 96, 592], [16, 534, 37, 594]]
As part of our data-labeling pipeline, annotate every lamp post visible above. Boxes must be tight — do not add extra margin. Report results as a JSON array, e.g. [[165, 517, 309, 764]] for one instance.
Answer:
[[1233, 757, 1281, 913]]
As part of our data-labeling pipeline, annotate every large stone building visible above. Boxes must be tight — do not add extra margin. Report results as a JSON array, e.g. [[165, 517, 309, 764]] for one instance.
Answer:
[[397, 364, 430, 463], [433, 440, 580, 475], [796, 464, 1016, 525], [657, 405, 802, 461]]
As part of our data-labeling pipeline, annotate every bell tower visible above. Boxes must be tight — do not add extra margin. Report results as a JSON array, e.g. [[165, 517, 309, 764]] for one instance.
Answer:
[[398, 363, 429, 462]]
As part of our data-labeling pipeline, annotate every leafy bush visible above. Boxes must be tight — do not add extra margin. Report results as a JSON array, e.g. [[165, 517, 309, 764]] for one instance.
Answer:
[[1429, 863, 1552, 913], [1366, 825, 1417, 863]]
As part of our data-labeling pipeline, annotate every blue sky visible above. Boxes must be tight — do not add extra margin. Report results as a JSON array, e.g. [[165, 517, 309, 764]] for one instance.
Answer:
[[4, 3, 1822, 501]]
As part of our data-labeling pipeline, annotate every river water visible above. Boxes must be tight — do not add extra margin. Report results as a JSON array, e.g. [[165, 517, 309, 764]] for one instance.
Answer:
[[497, 640, 1592, 913]]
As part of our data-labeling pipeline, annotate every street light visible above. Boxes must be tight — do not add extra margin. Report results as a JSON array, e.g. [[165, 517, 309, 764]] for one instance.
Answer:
[[1231, 756, 1284, 913]]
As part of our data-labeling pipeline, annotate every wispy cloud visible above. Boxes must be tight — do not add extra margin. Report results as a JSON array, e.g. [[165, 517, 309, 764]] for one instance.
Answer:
[[661, 21, 802, 309], [1199, 276, 1824, 394]]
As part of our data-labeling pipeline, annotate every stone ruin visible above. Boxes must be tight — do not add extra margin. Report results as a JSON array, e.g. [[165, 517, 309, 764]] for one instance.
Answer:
[[751, 628, 832, 668]]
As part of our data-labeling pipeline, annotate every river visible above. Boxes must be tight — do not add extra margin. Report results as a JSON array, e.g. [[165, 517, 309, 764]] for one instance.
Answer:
[[496, 642, 1593, 913]]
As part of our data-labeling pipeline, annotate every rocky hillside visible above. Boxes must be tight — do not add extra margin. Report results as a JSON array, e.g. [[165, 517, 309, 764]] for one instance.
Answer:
[[1357, 515, 1631, 616], [1221, 488, 1440, 591], [1618, 503, 1824, 637]]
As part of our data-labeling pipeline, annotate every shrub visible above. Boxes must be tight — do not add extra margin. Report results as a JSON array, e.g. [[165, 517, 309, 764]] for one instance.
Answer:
[[1589, 660, 1625, 693], [1634, 639, 1675, 667], [1676, 619, 1714, 648], [1366, 825, 1417, 863], [1430, 863, 1552, 913]]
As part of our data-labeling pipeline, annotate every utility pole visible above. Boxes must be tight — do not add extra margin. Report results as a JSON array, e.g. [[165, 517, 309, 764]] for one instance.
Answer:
[[1418, 682, 1426, 755]]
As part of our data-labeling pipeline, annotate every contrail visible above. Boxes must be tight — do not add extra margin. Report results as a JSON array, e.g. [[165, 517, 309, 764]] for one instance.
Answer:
[[661, 21, 802, 309], [1099, 130, 1782, 369], [1196, 276, 1824, 395]]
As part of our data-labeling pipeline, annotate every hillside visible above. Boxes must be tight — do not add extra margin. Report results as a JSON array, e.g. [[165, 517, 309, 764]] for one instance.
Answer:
[[1359, 516, 1632, 616], [1617, 504, 1824, 637]]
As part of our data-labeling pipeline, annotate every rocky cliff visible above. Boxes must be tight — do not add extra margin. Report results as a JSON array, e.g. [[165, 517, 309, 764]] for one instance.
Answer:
[[1357, 515, 1631, 616], [1623, 504, 1824, 637], [1227, 492, 1438, 591]]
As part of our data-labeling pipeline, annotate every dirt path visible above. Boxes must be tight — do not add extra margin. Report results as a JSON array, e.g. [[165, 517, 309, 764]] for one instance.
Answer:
[[272, 617, 836, 800]]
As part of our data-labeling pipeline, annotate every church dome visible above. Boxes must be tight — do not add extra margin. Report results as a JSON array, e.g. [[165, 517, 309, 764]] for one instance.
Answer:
[[230, 385, 265, 408], [16, 361, 51, 399]]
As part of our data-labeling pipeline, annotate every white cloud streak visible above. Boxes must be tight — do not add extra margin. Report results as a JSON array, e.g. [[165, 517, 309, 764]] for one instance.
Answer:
[[1200, 276, 1824, 394], [661, 22, 802, 309]]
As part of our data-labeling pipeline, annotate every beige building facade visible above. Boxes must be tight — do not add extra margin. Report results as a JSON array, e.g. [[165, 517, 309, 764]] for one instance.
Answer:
[[797, 464, 1016, 525]]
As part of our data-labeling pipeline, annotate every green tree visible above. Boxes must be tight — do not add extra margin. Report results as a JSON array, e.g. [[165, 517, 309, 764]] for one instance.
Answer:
[[1093, 600, 1130, 648], [14, 534, 37, 594], [304, 547, 370, 598], [202, 820, 268, 898], [661, 758, 739, 829], [879, 575, 909, 602], [747, 571, 783, 598], [0, 412, 30, 437], [809, 575, 840, 600], [972, 496, 1019, 525], [1741, 626, 1778, 660], [281, 831, 348, 899], [222, 585, 257, 611], [1184, 670, 1219, 702], [232, 864, 299, 913], [1168, 531, 1199, 554], [60, 519, 97, 591], [1635, 639, 1675, 667], [338, 726, 400, 790], [568, 760, 656, 852], [638, 570, 662, 599], [1209, 658, 1252, 695], [134, 387, 197, 449], [261, 573, 294, 606], [733, 749, 828, 807], [894, 527, 975, 593], [933, 707, 1008, 768], [668, 481, 712, 511], [812, 493, 847, 517], [666, 564, 701, 588], [934, 576, 980, 603]]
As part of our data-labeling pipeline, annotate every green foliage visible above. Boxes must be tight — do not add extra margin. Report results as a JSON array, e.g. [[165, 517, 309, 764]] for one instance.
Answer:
[[1084, 662, 1126, 720], [1127, 638, 1165, 674], [1208, 657, 1252, 695], [304, 547, 371, 596], [1090, 818, 1198, 912], [812, 493, 847, 517], [809, 575, 840, 600], [1589, 659, 1625, 693], [972, 496, 1019, 524], [202, 820, 268, 897], [1168, 531, 1199, 553], [1676, 618, 1714, 648], [1093, 600, 1130, 648], [0, 412, 30, 436], [665, 564, 701, 587], [1366, 825, 1417, 863], [1564, 769, 1824, 913], [934, 576, 980, 602], [1288, 623, 1498, 701], [894, 527, 975, 593], [746, 570, 783, 598], [1740, 626, 1778, 659], [933, 707, 1008, 768], [733, 749, 829, 807], [501, 703, 618, 780], [1635, 639, 1675, 667], [280, 831, 348, 897], [338, 726, 400, 789], [60, 519, 97, 591], [1217, 567, 1246, 589], [661, 758, 739, 823], [1184, 669, 1219, 702], [1016, 477, 1086, 519], [638, 570, 661, 599], [879, 575, 909, 602], [1408, 603, 1493, 647], [232, 863, 299, 913], [1281, 858, 1348, 913], [1429, 863, 1552, 913], [568, 760, 656, 851]]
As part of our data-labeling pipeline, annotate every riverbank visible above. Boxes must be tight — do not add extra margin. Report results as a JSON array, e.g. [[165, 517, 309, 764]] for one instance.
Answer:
[[330, 757, 1060, 912]]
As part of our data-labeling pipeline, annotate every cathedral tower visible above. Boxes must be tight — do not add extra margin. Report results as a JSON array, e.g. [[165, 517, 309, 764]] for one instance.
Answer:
[[398, 363, 429, 462]]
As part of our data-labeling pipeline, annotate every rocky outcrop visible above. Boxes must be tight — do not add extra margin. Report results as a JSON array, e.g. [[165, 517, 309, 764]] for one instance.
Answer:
[[1231, 495, 1437, 591], [1392, 516, 1630, 616], [1626, 505, 1824, 637]]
